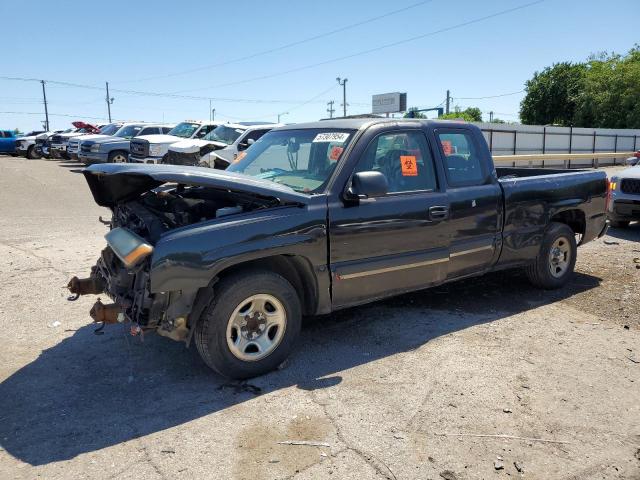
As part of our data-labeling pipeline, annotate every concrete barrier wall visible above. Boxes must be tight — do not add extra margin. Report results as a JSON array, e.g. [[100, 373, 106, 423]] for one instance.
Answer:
[[472, 122, 640, 167]]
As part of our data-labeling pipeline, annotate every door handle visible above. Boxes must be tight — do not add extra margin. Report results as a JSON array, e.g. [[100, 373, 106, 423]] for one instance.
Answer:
[[428, 206, 449, 220]]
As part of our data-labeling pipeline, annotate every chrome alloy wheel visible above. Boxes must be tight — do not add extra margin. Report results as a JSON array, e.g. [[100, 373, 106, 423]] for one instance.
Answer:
[[226, 294, 287, 361], [548, 236, 571, 278]]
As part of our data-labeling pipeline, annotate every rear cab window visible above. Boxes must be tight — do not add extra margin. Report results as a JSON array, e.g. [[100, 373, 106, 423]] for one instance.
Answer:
[[436, 129, 487, 186]]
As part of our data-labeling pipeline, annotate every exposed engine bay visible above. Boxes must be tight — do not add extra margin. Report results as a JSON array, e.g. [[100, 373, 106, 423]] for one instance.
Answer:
[[69, 183, 281, 340], [113, 184, 279, 242]]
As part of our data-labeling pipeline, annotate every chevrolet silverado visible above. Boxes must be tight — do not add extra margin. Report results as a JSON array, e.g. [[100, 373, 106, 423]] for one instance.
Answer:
[[68, 119, 609, 379]]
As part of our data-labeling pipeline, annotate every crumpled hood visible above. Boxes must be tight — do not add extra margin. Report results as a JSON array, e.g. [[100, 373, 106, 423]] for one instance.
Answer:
[[134, 134, 182, 145], [82, 163, 309, 208], [168, 138, 227, 154]]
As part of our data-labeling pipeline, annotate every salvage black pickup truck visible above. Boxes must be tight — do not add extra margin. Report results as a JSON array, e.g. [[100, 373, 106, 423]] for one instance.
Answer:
[[68, 119, 609, 379]]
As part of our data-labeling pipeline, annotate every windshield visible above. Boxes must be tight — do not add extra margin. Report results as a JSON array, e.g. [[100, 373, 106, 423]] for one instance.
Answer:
[[168, 122, 201, 138], [115, 125, 143, 139], [227, 129, 355, 193], [99, 123, 121, 136], [204, 125, 245, 145]]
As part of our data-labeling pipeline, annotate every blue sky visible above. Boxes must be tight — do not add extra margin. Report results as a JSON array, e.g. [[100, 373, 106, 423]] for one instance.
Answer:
[[1, 0, 638, 131]]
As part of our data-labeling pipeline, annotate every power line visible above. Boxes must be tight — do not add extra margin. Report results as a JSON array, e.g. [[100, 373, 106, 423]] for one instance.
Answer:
[[171, 0, 545, 94], [0, 111, 109, 121], [115, 0, 435, 84], [453, 90, 524, 100]]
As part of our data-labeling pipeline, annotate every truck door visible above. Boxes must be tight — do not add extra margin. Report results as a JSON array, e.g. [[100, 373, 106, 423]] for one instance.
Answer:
[[433, 128, 502, 278], [329, 127, 450, 308], [0, 131, 14, 153]]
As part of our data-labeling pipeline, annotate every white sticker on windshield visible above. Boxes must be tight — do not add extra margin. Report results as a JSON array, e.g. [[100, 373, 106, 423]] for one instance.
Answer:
[[312, 132, 350, 143]]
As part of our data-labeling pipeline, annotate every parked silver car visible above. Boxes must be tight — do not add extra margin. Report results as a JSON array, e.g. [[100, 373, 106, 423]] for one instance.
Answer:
[[608, 165, 640, 227]]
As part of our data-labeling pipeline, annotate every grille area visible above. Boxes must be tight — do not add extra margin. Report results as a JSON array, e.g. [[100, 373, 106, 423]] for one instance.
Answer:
[[50, 135, 63, 144], [164, 150, 200, 166], [130, 139, 149, 158], [621, 178, 640, 195], [81, 142, 94, 153]]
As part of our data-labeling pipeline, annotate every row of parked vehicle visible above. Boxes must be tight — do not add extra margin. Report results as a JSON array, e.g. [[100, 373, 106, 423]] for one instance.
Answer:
[[2, 119, 283, 168]]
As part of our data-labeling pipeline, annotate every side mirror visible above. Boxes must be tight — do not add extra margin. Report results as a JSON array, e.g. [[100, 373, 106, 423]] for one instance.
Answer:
[[238, 138, 254, 151], [348, 171, 388, 199]]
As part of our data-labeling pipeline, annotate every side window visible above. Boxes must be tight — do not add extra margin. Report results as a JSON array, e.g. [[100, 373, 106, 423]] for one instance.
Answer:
[[354, 131, 437, 193], [195, 125, 215, 138], [161, 127, 173, 134], [437, 130, 486, 186], [138, 127, 157, 136], [244, 129, 269, 143]]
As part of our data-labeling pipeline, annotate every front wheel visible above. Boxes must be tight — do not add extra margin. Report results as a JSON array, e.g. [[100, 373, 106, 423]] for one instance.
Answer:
[[195, 270, 302, 379], [108, 151, 128, 163], [525, 222, 577, 289], [26, 146, 40, 159]]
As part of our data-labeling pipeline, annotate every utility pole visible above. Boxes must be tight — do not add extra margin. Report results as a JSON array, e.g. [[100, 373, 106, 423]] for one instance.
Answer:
[[326, 100, 335, 119], [41, 80, 49, 131], [445, 89, 451, 115], [105, 82, 114, 122], [489, 111, 494, 122], [277, 112, 289, 123], [336, 77, 348, 117], [212, 108, 215, 121]]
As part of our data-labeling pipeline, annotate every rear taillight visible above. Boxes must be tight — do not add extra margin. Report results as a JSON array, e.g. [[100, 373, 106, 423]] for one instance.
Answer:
[[633, 151, 640, 158], [606, 178, 614, 211]]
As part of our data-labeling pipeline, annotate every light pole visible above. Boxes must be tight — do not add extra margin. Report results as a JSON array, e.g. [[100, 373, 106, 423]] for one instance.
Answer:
[[336, 77, 348, 117], [278, 112, 289, 123]]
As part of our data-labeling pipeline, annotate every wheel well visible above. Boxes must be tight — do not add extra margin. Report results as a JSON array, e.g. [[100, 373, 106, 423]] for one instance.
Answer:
[[109, 150, 127, 158], [215, 255, 318, 315], [551, 209, 585, 236]]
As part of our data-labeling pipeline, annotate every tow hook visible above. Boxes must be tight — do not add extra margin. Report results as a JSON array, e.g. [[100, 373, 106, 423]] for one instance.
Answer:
[[67, 276, 105, 301], [89, 299, 125, 324]]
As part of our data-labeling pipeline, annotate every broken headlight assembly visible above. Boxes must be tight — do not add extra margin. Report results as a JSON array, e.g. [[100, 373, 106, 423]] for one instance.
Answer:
[[105, 227, 153, 268]]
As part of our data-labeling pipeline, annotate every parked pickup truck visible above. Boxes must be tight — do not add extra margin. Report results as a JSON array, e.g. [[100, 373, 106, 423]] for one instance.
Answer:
[[608, 164, 640, 227], [0, 130, 18, 154], [128, 120, 219, 164], [78, 123, 174, 164], [68, 119, 609, 379], [67, 123, 123, 160], [165, 122, 281, 168], [50, 122, 101, 159]]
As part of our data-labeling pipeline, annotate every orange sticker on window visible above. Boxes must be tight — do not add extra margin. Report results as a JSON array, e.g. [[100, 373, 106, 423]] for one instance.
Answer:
[[233, 151, 247, 163], [400, 155, 418, 176], [329, 146, 343, 161], [441, 140, 452, 155]]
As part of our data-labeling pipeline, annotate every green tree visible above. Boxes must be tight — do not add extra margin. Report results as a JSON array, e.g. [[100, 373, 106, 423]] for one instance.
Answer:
[[520, 62, 586, 126], [403, 107, 427, 119], [440, 106, 483, 122], [574, 47, 640, 128]]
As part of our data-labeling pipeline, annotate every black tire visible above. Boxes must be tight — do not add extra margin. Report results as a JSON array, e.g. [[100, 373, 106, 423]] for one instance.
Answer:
[[108, 151, 128, 163], [195, 270, 302, 379], [525, 222, 577, 290], [610, 220, 630, 228], [26, 146, 40, 159]]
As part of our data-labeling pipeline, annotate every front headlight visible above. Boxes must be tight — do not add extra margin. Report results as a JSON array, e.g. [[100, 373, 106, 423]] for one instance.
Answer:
[[105, 227, 153, 269], [90, 144, 101, 152], [149, 144, 164, 156]]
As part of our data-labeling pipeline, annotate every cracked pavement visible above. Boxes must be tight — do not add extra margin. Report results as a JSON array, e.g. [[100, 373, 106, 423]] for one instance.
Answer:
[[0, 157, 639, 479]]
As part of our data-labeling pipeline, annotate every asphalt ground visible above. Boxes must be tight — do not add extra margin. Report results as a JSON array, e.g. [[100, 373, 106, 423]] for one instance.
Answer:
[[0, 156, 638, 479]]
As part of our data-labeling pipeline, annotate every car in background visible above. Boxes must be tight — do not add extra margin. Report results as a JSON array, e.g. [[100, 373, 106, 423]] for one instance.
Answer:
[[0, 130, 18, 155], [79, 123, 174, 164], [624, 151, 640, 166], [49, 122, 101, 159], [67, 123, 123, 160], [14, 130, 53, 159], [166, 122, 282, 168], [608, 165, 640, 227], [128, 120, 219, 164]]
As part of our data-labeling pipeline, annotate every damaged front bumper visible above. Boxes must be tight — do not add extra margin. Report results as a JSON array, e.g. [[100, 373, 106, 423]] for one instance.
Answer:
[[68, 243, 202, 342]]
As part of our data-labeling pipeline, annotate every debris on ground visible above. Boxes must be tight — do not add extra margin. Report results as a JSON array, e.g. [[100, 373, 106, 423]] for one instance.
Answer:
[[503, 408, 512, 413], [439, 470, 458, 480], [48, 320, 61, 328], [494, 459, 505, 470], [277, 440, 331, 448], [514, 461, 524, 472]]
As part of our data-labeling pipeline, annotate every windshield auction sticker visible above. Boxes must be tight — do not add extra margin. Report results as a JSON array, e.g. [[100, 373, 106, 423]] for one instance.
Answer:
[[400, 155, 418, 176], [313, 132, 350, 143]]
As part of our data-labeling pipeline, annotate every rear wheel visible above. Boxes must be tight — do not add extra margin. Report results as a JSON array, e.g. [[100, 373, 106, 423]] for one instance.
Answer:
[[195, 270, 302, 379], [108, 151, 128, 163], [26, 146, 40, 159], [610, 220, 630, 228], [525, 222, 577, 289]]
